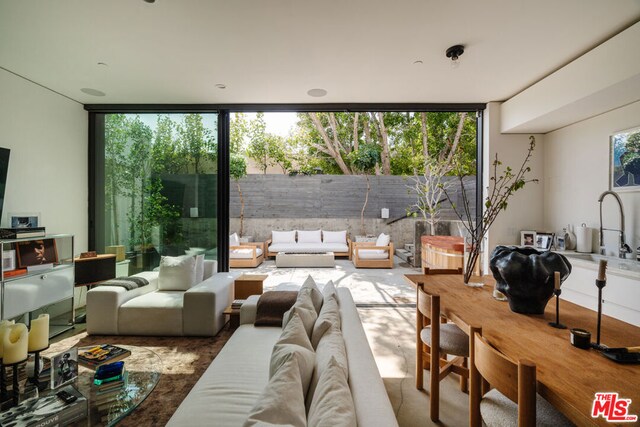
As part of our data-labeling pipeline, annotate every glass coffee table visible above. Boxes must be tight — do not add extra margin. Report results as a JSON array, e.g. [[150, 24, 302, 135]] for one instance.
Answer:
[[75, 345, 161, 426]]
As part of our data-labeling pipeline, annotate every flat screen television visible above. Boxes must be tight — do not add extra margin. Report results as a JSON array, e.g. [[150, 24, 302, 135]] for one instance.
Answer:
[[0, 148, 10, 223]]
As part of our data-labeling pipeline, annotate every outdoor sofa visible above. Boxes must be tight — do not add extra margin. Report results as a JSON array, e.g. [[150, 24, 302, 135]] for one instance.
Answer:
[[265, 230, 351, 259]]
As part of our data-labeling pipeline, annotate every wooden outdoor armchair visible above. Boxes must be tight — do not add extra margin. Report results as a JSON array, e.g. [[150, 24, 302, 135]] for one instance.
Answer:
[[229, 241, 265, 268], [351, 241, 394, 269]]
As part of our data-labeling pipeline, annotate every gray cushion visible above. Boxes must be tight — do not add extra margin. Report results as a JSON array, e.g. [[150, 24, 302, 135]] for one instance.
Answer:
[[420, 322, 469, 357], [480, 388, 574, 427]]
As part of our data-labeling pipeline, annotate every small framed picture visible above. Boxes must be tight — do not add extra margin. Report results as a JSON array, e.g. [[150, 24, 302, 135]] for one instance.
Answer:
[[556, 236, 566, 251], [10, 214, 39, 229], [2, 249, 15, 271], [51, 348, 78, 389], [16, 239, 58, 268], [520, 231, 536, 247], [536, 232, 554, 251]]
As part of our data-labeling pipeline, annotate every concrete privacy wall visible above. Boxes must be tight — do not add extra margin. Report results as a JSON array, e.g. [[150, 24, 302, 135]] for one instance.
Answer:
[[230, 174, 476, 220]]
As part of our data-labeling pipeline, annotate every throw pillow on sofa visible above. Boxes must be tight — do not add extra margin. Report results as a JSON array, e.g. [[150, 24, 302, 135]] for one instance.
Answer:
[[272, 230, 296, 244], [307, 356, 357, 427], [158, 255, 196, 291], [244, 353, 307, 427], [283, 287, 318, 339], [322, 230, 347, 244], [322, 280, 337, 300], [194, 254, 205, 284], [297, 230, 322, 243], [306, 323, 349, 410], [374, 233, 391, 253], [301, 275, 323, 314], [230, 232, 240, 247], [311, 294, 340, 349], [270, 313, 315, 395]]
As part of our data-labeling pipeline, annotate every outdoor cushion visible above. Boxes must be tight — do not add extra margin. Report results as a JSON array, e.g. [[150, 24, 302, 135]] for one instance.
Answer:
[[297, 230, 322, 243], [322, 230, 347, 244], [229, 232, 240, 247], [230, 247, 263, 259], [353, 249, 389, 260], [271, 230, 296, 244], [269, 243, 349, 253]]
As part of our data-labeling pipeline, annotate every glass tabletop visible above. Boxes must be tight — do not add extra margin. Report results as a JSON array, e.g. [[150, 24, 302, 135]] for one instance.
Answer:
[[75, 345, 162, 426]]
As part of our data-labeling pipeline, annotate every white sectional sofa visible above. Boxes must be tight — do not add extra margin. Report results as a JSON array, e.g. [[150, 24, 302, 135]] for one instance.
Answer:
[[86, 259, 238, 337], [167, 285, 398, 427], [265, 230, 352, 259]]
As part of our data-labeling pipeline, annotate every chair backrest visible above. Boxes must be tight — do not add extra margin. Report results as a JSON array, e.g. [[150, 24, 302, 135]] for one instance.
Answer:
[[417, 282, 439, 322], [472, 332, 536, 427]]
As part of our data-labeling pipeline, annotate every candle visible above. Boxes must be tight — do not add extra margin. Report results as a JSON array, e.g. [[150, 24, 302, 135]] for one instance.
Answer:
[[554, 271, 561, 290], [0, 320, 15, 358], [3, 324, 28, 365], [597, 259, 607, 281], [28, 314, 49, 352]]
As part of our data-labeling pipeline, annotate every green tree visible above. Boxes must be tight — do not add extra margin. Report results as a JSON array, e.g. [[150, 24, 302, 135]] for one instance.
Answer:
[[230, 154, 248, 236], [177, 114, 216, 174], [230, 113, 249, 155], [247, 112, 269, 173], [104, 114, 129, 245], [151, 115, 185, 174]]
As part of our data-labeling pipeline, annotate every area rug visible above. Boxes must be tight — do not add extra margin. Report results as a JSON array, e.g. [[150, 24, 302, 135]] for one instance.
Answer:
[[46, 326, 234, 426]]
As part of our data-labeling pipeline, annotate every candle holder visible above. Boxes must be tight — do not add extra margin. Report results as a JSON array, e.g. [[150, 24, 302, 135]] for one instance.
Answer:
[[3, 357, 28, 407], [27, 345, 50, 391], [548, 288, 567, 329], [591, 278, 607, 350], [0, 360, 12, 410]]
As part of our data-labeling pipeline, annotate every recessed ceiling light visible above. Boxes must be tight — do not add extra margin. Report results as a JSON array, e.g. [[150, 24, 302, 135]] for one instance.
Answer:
[[215, 84, 226, 89], [307, 88, 327, 97], [80, 88, 106, 97], [413, 60, 423, 65]]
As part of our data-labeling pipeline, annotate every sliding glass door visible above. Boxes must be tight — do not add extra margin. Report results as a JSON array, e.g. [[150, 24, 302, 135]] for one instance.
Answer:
[[92, 112, 219, 275]]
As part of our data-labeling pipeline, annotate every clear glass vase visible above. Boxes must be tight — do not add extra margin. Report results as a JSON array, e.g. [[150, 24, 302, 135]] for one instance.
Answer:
[[463, 234, 485, 287]]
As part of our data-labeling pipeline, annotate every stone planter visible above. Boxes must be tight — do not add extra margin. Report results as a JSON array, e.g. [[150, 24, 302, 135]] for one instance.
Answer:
[[489, 246, 572, 314]]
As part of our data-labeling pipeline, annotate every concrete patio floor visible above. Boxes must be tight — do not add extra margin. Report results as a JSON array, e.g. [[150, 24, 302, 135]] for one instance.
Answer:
[[233, 258, 470, 426]]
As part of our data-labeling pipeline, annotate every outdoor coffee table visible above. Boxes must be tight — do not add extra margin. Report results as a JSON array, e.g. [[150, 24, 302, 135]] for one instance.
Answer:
[[275, 252, 335, 268]]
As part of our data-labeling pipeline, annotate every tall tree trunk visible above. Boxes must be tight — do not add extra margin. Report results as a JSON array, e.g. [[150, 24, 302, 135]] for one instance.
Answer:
[[363, 117, 372, 145], [361, 175, 370, 236], [420, 112, 429, 174], [444, 112, 468, 167], [376, 112, 391, 175], [236, 180, 245, 237], [111, 175, 120, 245], [308, 113, 353, 175], [353, 112, 360, 152]]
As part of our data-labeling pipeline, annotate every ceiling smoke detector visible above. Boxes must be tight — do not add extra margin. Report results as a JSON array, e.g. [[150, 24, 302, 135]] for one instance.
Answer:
[[446, 45, 465, 68]]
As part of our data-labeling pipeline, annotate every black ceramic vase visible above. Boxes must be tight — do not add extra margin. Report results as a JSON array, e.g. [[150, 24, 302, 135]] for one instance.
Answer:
[[489, 246, 572, 314]]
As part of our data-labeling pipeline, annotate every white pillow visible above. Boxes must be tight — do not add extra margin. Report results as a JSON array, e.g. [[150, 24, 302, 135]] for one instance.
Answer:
[[297, 230, 321, 243], [158, 256, 196, 291], [244, 353, 307, 427], [306, 324, 348, 411], [283, 288, 318, 339], [229, 232, 240, 247], [307, 356, 357, 427], [269, 313, 315, 395], [322, 230, 347, 244], [322, 280, 337, 299], [376, 232, 391, 247], [194, 254, 205, 284], [301, 275, 323, 314], [272, 230, 296, 244], [311, 294, 340, 349]]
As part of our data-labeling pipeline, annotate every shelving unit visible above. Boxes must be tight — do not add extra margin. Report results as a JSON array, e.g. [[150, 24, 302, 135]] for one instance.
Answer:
[[0, 234, 75, 337]]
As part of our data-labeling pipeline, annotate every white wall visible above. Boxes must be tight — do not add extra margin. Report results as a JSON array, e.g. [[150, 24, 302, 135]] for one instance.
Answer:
[[544, 100, 640, 255], [0, 69, 88, 251], [485, 102, 546, 253]]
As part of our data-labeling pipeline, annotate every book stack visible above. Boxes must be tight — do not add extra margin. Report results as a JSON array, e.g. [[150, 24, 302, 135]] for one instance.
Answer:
[[231, 299, 246, 310], [78, 344, 131, 368], [94, 370, 128, 412], [0, 384, 87, 426], [0, 227, 46, 239]]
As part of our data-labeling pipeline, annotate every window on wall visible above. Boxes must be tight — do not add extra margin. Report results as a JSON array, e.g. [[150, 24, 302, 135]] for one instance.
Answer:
[[93, 113, 218, 275]]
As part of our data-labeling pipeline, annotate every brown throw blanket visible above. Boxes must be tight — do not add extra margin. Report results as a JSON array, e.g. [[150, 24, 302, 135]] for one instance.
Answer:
[[255, 291, 299, 327]]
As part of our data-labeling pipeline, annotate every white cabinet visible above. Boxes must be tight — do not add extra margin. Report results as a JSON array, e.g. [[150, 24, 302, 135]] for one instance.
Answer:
[[0, 234, 74, 329]]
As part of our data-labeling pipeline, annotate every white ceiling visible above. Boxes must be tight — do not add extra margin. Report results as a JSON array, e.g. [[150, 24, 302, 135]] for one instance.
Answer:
[[1, 0, 639, 105]]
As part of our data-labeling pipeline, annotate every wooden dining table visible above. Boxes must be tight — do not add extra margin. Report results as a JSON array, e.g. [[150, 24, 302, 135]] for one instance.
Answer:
[[404, 274, 640, 427]]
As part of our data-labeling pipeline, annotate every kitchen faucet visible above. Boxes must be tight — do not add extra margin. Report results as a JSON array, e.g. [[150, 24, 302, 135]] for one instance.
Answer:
[[598, 190, 632, 258]]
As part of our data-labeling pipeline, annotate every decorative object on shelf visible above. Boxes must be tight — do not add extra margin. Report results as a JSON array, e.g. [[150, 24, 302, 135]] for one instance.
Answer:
[[570, 328, 591, 349], [10, 213, 40, 229], [0, 227, 46, 239], [27, 314, 50, 390], [520, 230, 536, 247], [489, 245, 572, 314], [548, 272, 567, 329], [78, 344, 131, 368], [2, 249, 15, 271], [565, 224, 577, 250], [51, 347, 78, 389], [610, 125, 640, 192], [575, 223, 593, 253], [16, 239, 58, 268], [535, 232, 554, 251], [79, 251, 97, 259], [443, 136, 539, 285], [463, 232, 485, 287], [592, 259, 608, 350]]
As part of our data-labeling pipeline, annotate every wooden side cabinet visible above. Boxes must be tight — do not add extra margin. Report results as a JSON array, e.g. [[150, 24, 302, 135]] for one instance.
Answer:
[[234, 274, 267, 299]]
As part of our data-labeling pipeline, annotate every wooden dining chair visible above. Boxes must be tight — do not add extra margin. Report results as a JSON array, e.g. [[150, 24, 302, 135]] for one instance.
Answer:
[[415, 279, 475, 422], [469, 332, 573, 427]]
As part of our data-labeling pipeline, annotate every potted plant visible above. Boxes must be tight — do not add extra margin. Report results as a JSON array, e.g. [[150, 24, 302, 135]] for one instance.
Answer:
[[443, 136, 539, 285]]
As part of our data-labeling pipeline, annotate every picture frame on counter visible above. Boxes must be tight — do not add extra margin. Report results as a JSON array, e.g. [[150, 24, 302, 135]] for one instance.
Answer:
[[536, 232, 554, 251], [16, 239, 58, 268], [51, 347, 78, 389], [520, 230, 536, 247], [610, 125, 640, 192], [9, 212, 41, 229]]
